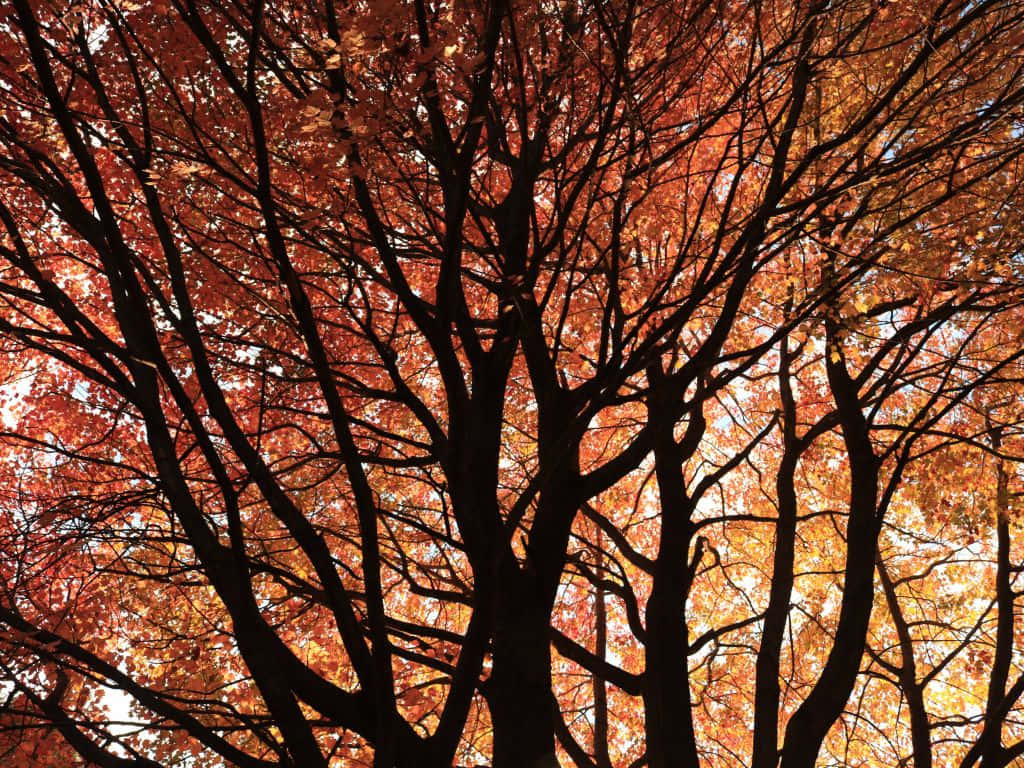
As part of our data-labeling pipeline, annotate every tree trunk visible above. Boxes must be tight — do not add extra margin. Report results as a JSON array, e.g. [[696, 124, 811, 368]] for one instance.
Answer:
[[779, 342, 880, 768], [489, 569, 561, 768], [643, 380, 703, 768]]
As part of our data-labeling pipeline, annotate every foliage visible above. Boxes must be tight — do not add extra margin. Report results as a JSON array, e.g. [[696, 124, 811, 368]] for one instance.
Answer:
[[2, 0, 1024, 766]]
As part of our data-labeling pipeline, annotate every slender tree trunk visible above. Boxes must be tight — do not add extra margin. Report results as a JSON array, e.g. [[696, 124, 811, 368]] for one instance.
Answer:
[[593, 541, 614, 768], [643, 377, 703, 768], [980, 449, 1014, 768], [878, 558, 932, 768], [752, 451, 798, 768], [643, 514, 701, 768], [779, 338, 880, 768], [753, 339, 800, 768]]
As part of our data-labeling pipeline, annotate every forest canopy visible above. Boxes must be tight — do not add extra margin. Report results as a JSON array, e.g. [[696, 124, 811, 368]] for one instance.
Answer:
[[2, 0, 1024, 766]]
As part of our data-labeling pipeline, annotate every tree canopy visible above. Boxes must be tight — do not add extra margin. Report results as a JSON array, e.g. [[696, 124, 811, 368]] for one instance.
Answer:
[[2, 0, 1024, 766]]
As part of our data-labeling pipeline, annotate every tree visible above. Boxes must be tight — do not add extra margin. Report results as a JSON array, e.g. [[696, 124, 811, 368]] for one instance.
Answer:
[[2, 0, 1024, 766]]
